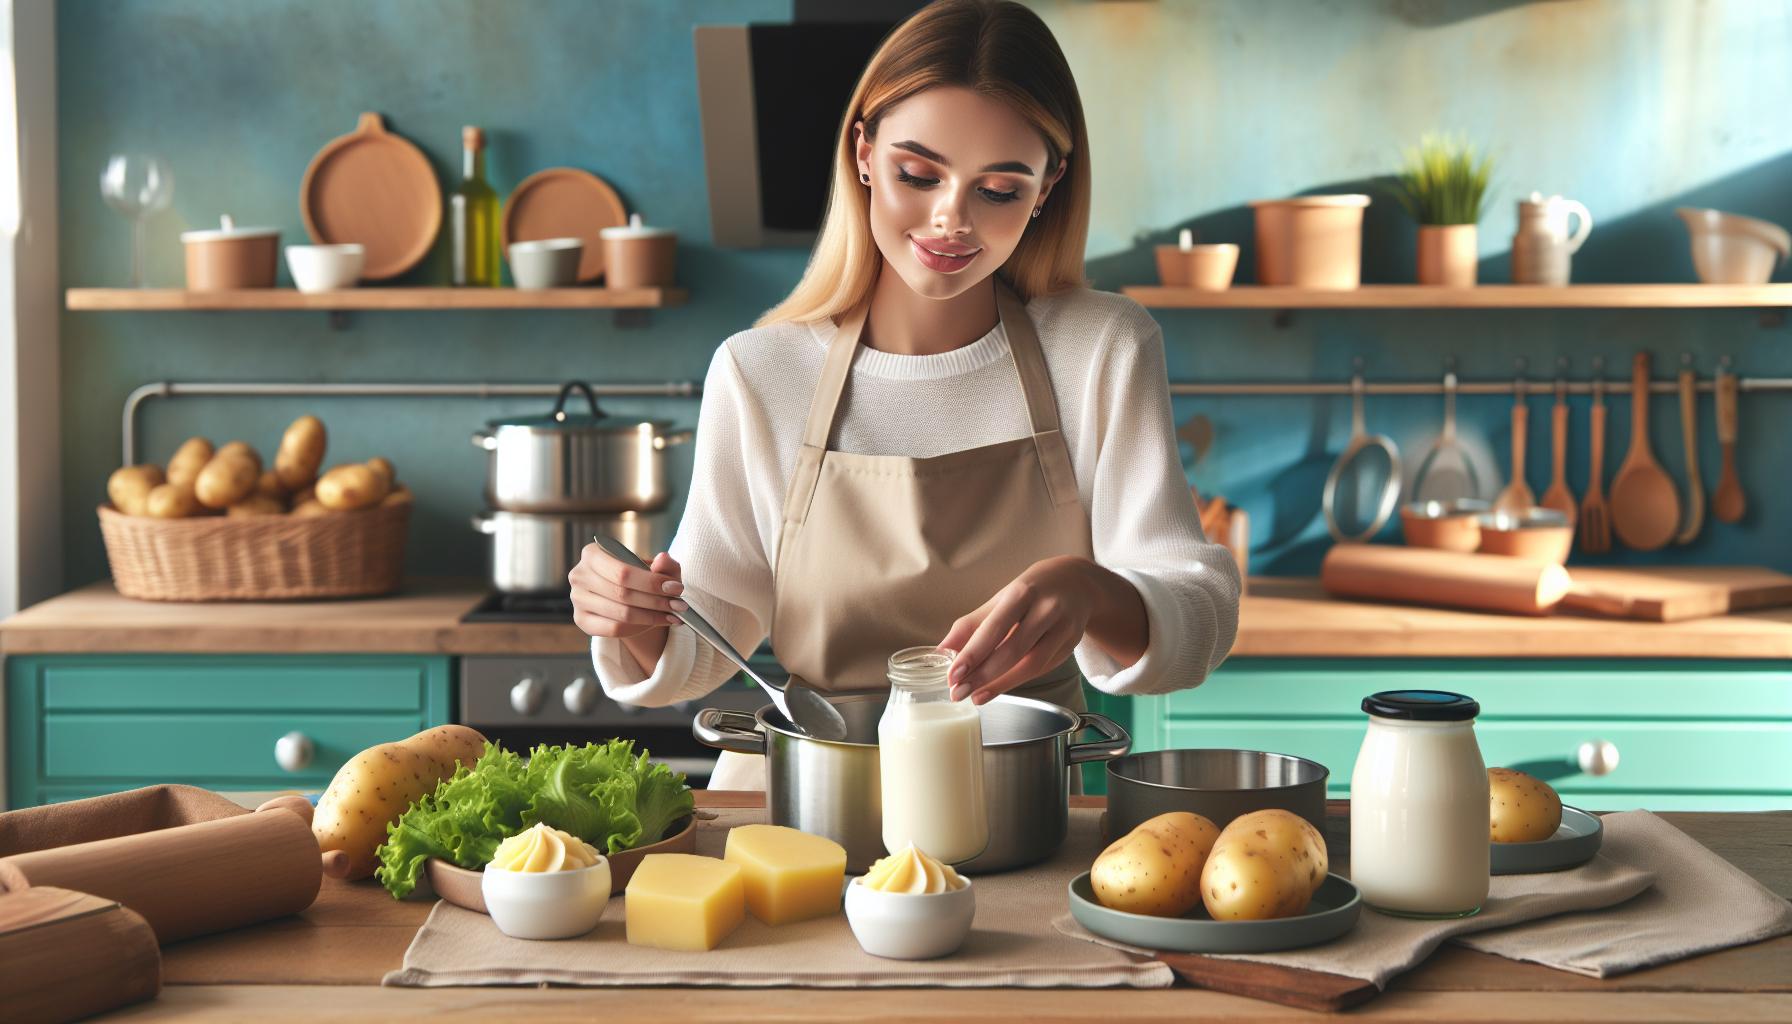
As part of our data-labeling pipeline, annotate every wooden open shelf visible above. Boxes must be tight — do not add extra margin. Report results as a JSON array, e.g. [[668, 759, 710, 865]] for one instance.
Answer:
[[1122, 283, 1792, 309], [65, 286, 688, 312]]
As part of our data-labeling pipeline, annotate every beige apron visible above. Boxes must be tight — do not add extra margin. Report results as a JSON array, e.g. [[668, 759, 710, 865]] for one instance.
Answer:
[[707, 281, 1094, 791]]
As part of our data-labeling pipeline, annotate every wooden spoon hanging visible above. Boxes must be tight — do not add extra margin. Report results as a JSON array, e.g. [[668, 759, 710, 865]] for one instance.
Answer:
[[1609, 352, 1681, 550], [1712, 367, 1746, 523], [1539, 379, 1576, 520], [1493, 388, 1534, 513]]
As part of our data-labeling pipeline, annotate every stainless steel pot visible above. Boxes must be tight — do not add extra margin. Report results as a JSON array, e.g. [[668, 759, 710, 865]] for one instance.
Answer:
[[472, 509, 664, 593], [472, 382, 693, 513], [1106, 749, 1329, 841], [693, 692, 1130, 873]]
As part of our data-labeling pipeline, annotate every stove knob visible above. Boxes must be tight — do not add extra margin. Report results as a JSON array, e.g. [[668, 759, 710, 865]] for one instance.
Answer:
[[564, 676, 602, 715], [509, 677, 545, 715]]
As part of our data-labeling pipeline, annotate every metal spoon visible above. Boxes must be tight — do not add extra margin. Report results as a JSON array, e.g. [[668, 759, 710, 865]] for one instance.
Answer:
[[589, 534, 848, 741]]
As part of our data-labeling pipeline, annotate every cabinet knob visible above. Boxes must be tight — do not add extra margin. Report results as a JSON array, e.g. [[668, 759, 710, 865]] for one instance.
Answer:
[[274, 731, 315, 773], [510, 676, 545, 715], [563, 676, 601, 715], [1576, 739, 1620, 777]]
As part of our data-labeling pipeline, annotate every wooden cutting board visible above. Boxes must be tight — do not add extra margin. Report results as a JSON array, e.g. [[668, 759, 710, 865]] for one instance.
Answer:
[[0, 886, 161, 1023], [1563, 566, 1792, 622], [1153, 951, 1378, 1012]]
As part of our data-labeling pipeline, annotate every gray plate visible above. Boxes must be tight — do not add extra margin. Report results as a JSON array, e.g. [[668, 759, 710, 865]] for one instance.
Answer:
[[1067, 872, 1362, 954], [1491, 805, 1603, 874]]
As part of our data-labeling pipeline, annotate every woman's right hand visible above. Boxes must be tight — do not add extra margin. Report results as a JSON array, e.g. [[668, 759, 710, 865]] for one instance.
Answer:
[[569, 544, 687, 639]]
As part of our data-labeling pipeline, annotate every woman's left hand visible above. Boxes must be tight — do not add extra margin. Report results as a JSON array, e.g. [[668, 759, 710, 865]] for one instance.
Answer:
[[939, 555, 1100, 705]]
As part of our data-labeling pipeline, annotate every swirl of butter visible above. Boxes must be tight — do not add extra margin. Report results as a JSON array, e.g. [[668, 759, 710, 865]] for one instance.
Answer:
[[489, 822, 602, 873], [860, 843, 966, 894]]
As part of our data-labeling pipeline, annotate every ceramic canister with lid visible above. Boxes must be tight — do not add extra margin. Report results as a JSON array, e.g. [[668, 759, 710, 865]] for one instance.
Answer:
[[1349, 689, 1490, 918], [181, 214, 280, 290], [599, 212, 677, 289]]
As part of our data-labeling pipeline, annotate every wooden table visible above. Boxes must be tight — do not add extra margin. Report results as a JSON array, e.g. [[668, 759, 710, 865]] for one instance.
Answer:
[[97, 793, 1791, 1022]]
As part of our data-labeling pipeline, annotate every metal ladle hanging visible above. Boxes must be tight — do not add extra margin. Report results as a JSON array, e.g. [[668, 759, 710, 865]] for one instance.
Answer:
[[1323, 371, 1403, 543]]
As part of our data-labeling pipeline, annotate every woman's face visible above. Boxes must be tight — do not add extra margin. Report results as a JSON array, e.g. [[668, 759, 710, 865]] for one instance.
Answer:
[[856, 86, 1066, 302]]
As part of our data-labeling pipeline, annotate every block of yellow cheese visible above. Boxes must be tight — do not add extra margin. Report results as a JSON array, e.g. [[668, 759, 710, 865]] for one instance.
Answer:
[[723, 823, 848, 925], [624, 853, 745, 951]]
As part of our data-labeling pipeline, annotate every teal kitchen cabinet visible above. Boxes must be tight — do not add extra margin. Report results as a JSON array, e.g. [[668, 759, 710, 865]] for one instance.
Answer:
[[1111, 659, 1792, 812], [6, 654, 453, 808]]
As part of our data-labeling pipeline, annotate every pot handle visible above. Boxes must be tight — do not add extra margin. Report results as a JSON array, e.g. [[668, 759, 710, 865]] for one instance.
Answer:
[[470, 513, 497, 535], [1067, 711, 1132, 764], [471, 430, 497, 451], [692, 708, 765, 755], [653, 429, 695, 451], [555, 381, 604, 420]]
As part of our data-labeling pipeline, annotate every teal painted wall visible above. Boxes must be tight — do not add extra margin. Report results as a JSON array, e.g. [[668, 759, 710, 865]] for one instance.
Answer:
[[56, 0, 1792, 586]]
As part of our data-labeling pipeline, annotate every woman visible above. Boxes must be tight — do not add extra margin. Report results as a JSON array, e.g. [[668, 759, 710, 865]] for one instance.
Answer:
[[570, 0, 1239, 790]]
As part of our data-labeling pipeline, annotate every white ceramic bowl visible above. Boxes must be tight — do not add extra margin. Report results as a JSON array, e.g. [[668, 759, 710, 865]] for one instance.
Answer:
[[843, 876, 975, 960], [508, 237, 583, 289], [1677, 207, 1791, 285], [284, 243, 365, 293], [480, 857, 612, 940]]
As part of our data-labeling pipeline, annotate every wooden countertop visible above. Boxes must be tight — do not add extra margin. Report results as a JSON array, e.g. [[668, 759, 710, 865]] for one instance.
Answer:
[[7, 577, 1792, 659], [100, 793, 1792, 1022]]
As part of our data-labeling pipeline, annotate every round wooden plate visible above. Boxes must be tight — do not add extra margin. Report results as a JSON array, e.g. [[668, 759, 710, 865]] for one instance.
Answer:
[[423, 814, 698, 914], [300, 112, 442, 280], [502, 167, 628, 283]]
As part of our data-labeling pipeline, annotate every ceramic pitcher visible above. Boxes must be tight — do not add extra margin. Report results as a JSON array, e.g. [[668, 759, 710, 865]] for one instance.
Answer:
[[1511, 192, 1592, 285]]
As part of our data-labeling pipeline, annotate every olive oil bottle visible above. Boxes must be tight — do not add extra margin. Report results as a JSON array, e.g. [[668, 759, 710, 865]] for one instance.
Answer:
[[449, 126, 500, 286]]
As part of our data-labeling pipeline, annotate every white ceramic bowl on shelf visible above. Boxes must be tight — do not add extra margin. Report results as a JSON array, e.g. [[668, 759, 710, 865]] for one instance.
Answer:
[[843, 876, 975, 960], [480, 857, 612, 940], [1676, 207, 1790, 285], [284, 243, 365, 293], [508, 237, 584, 289]]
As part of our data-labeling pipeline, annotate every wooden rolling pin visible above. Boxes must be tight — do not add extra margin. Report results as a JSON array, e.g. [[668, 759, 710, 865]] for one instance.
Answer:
[[0, 887, 161, 1024], [0, 802, 321, 945], [1322, 545, 1572, 615]]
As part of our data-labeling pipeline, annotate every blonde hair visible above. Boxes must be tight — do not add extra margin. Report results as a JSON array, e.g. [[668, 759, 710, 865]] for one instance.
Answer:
[[756, 0, 1090, 328]]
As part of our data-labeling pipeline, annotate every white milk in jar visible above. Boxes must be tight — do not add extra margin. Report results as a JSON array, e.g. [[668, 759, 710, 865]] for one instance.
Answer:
[[1350, 690, 1489, 918], [878, 646, 989, 864]]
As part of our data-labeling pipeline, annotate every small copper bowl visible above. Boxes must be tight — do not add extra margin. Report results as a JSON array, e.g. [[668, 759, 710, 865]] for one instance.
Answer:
[[1401, 499, 1489, 552], [1477, 508, 1574, 564]]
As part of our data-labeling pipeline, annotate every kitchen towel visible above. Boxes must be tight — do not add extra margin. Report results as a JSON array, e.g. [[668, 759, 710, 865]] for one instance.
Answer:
[[1454, 810, 1792, 977], [1057, 810, 1792, 989], [384, 806, 1173, 989]]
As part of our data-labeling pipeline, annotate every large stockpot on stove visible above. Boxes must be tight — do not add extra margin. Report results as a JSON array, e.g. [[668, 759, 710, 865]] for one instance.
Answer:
[[473, 382, 693, 513], [693, 691, 1131, 873], [472, 509, 664, 594]]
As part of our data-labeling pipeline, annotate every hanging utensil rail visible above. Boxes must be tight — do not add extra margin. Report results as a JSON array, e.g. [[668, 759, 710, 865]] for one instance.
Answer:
[[1168, 375, 1792, 398]]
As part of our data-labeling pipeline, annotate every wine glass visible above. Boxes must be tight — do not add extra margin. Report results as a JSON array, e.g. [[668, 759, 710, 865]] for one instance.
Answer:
[[100, 153, 174, 288]]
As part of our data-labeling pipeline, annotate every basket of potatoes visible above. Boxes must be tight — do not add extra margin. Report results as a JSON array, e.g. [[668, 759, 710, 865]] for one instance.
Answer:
[[99, 415, 413, 601]]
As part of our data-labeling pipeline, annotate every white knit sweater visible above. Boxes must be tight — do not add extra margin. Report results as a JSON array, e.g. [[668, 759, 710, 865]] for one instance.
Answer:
[[590, 287, 1240, 705]]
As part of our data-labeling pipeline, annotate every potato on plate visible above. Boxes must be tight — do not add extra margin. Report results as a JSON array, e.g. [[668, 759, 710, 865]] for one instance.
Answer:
[[1200, 809, 1328, 921], [107, 464, 165, 515], [1489, 767, 1562, 843], [1091, 811, 1219, 917]]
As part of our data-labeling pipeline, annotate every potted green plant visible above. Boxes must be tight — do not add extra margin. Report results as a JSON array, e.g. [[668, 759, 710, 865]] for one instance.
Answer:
[[1393, 135, 1493, 286]]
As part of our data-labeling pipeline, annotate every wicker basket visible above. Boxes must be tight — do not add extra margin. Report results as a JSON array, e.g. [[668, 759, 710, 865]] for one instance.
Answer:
[[97, 502, 411, 601]]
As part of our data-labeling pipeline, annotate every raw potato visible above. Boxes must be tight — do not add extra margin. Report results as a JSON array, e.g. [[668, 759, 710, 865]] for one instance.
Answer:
[[315, 463, 389, 510], [107, 464, 165, 515], [380, 484, 413, 507], [311, 725, 489, 880], [255, 470, 287, 500], [227, 495, 285, 517], [166, 437, 214, 491], [1200, 810, 1328, 922], [1091, 811, 1220, 917], [216, 440, 262, 472], [144, 483, 201, 519], [1489, 767, 1563, 843], [194, 454, 260, 509], [276, 415, 327, 491], [292, 498, 331, 517], [365, 456, 395, 486]]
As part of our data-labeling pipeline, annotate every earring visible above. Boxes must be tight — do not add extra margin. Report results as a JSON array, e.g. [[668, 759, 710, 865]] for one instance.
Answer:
[[1031, 207, 1043, 219], [861, 173, 870, 184]]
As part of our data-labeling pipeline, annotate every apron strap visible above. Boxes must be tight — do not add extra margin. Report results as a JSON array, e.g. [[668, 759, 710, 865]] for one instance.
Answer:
[[785, 301, 868, 525], [996, 283, 1081, 509]]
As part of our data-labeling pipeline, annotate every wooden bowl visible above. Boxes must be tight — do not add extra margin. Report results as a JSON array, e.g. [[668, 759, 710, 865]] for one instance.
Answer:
[[1477, 508, 1574, 565], [423, 815, 697, 914]]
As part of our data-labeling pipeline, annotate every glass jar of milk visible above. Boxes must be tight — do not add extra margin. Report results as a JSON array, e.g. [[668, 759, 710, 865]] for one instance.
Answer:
[[1349, 690, 1489, 918], [878, 646, 989, 865]]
